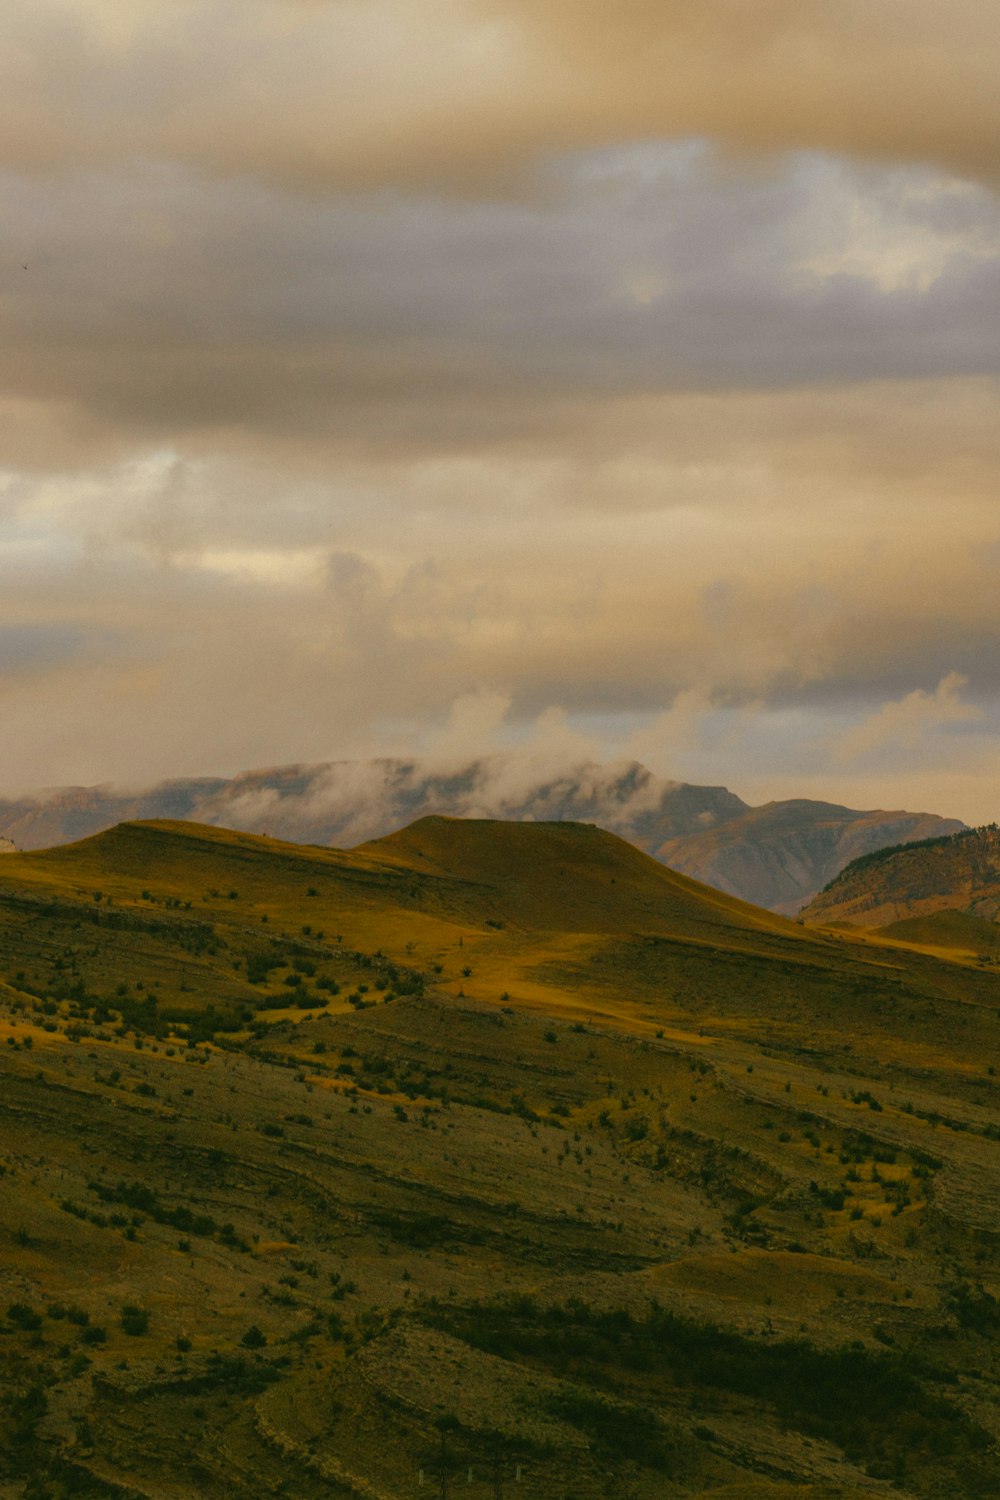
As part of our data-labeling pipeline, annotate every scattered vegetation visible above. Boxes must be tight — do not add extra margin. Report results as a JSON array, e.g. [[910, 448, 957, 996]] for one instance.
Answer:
[[1, 815, 999, 1497]]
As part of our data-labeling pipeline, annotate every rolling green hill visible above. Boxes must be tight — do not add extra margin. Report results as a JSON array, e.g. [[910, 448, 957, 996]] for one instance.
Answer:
[[361, 814, 798, 938], [2, 817, 1000, 1500]]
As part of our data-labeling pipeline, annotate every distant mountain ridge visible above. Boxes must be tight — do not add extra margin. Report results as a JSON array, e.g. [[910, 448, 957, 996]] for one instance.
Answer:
[[0, 756, 964, 912], [801, 823, 1000, 928], [654, 798, 965, 915]]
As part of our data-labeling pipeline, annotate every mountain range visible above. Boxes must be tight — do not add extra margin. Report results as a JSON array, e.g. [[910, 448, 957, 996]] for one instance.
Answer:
[[0, 756, 964, 912]]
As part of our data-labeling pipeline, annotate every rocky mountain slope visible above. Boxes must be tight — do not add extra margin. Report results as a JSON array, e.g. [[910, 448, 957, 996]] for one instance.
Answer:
[[656, 798, 964, 914], [0, 757, 963, 912], [802, 823, 1000, 930]]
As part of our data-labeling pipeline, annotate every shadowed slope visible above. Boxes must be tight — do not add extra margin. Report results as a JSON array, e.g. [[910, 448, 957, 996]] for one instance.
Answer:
[[360, 815, 799, 941], [875, 908, 1000, 956]]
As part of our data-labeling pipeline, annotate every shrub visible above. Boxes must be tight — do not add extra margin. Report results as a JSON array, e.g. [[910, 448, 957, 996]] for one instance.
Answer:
[[120, 1304, 150, 1336], [7, 1302, 42, 1331]]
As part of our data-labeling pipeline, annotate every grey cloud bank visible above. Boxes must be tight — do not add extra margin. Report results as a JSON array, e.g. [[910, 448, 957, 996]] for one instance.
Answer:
[[4, 152, 1000, 456], [1, 2, 998, 826]]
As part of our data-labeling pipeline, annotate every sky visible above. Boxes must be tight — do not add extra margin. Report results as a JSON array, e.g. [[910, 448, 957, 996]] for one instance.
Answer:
[[2, 0, 1000, 822]]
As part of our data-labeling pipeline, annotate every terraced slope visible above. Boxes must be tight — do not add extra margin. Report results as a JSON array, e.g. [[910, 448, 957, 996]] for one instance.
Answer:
[[2, 817, 1000, 1500]]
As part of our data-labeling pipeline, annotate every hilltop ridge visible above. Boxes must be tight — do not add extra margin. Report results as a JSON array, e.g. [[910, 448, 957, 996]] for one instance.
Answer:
[[362, 815, 798, 942], [0, 756, 964, 912], [802, 823, 1000, 929], [7, 813, 799, 954]]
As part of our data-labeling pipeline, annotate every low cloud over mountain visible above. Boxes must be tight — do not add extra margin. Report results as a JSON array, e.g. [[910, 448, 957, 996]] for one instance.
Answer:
[[0, 757, 963, 913]]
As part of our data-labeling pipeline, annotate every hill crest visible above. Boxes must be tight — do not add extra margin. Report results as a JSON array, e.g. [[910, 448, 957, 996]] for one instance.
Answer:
[[0, 755, 964, 912], [1, 813, 812, 975], [364, 814, 802, 937], [802, 823, 1000, 929]]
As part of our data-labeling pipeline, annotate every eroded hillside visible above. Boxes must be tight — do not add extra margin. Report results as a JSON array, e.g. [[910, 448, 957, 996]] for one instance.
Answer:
[[1, 818, 999, 1500]]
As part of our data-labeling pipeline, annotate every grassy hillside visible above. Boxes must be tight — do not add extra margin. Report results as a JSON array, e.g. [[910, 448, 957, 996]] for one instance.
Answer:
[[2, 817, 1000, 1499], [362, 814, 797, 937], [875, 910, 1000, 958]]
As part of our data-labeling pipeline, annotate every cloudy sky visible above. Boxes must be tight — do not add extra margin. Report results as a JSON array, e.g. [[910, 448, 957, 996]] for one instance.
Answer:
[[3, 0, 999, 821]]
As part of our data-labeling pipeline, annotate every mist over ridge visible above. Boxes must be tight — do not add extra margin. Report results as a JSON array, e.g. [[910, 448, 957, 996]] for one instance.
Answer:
[[0, 753, 963, 913]]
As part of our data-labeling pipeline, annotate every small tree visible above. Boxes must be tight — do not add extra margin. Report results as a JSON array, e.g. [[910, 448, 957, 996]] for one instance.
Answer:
[[421, 1415, 463, 1500]]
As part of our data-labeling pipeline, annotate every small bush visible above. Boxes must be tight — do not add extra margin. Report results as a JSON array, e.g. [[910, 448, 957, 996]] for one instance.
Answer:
[[7, 1302, 42, 1331], [120, 1304, 150, 1336]]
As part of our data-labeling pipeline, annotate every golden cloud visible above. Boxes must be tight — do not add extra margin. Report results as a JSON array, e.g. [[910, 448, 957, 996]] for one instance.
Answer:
[[2, 1, 999, 190]]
